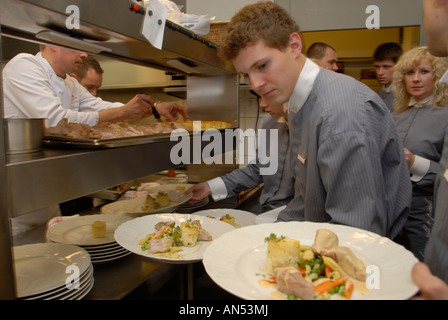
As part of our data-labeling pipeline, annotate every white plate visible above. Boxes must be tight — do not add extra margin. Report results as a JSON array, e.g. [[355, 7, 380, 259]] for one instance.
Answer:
[[101, 188, 193, 217], [48, 214, 131, 246], [177, 196, 209, 211], [202, 221, 419, 300], [24, 264, 94, 300], [13, 243, 91, 298], [114, 213, 235, 264], [194, 209, 256, 228]]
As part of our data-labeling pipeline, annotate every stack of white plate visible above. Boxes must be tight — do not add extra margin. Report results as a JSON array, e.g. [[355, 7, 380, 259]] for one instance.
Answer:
[[13, 243, 93, 300], [47, 214, 132, 264], [176, 196, 209, 213]]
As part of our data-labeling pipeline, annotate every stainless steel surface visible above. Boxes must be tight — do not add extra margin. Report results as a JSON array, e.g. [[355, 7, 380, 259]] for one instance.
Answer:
[[7, 131, 234, 217], [187, 75, 239, 127], [0, 0, 235, 76], [0, 31, 16, 300], [5, 118, 45, 154], [43, 132, 173, 149]]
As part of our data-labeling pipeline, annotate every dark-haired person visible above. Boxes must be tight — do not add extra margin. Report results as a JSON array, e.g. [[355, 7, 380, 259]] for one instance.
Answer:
[[373, 42, 403, 112], [306, 42, 338, 72], [70, 55, 104, 97]]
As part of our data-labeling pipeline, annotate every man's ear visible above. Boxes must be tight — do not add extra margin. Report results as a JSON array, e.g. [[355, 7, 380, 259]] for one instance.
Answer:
[[289, 32, 303, 57]]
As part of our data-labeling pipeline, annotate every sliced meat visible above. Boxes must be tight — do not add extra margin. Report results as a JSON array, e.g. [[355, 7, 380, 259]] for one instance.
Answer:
[[154, 221, 175, 231], [198, 228, 212, 241], [146, 238, 174, 254], [274, 266, 315, 300], [311, 229, 339, 254], [320, 246, 366, 281]]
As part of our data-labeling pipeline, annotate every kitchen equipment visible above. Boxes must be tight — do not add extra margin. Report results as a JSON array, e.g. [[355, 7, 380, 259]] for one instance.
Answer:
[[4, 118, 45, 154]]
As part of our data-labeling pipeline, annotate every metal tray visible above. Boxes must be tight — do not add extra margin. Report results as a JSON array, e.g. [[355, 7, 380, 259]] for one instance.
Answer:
[[43, 133, 175, 149]]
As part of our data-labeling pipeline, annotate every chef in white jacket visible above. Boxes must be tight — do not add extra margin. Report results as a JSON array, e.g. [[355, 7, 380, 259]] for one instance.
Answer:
[[3, 45, 188, 127], [2, 45, 188, 236]]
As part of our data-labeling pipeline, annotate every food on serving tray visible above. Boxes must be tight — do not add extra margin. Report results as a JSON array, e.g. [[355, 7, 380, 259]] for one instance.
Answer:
[[45, 119, 188, 139], [91, 221, 107, 238], [138, 219, 212, 258], [260, 229, 367, 300], [45, 119, 232, 140], [141, 192, 172, 211]]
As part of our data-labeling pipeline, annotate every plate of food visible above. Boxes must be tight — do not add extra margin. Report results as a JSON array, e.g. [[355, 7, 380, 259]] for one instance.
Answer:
[[194, 209, 256, 228], [114, 213, 235, 263], [101, 187, 192, 217], [47, 214, 132, 246], [202, 221, 419, 300]]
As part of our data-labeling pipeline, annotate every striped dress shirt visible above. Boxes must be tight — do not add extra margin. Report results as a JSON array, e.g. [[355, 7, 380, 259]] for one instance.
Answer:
[[278, 67, 412, 239], [210, 116, 294, 211]]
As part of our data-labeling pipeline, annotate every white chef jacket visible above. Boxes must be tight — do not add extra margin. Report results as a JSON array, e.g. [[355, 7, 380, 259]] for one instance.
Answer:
[[3, 52, 123, 127], [2, 52, 122, 236]]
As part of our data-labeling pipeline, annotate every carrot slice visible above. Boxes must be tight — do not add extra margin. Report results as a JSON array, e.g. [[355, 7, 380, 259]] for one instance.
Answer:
[[325, 266, 332, 278], [153, 227, 170, 239], [313, 279, 344, 295], [345, 279, 354, 299], [262, 276, 277, 283]]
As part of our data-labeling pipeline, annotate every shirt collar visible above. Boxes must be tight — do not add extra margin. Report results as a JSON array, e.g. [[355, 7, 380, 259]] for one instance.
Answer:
[[36, 52, 67, 80], [408, 94, 434, 108], [276, 116, 286, 124], [285, 58, 320, 114], [384, 83, 395, 93]]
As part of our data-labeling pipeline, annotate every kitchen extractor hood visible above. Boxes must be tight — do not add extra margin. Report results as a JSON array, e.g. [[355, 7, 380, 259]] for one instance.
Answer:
[[0, 0, 235, 76]]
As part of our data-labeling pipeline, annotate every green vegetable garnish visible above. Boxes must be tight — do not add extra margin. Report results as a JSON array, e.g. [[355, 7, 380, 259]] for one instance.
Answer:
[[264, 233, 286, 242]]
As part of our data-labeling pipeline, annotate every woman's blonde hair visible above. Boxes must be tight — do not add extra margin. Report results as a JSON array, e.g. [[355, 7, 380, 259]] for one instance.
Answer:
[[218, 1, 300, 61], [393, 46, 448, 114]]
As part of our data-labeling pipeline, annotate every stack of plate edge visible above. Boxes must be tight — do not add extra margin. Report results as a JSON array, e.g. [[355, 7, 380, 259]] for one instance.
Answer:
[[13, 243, 94, 300], [47, 214, 132, 264], [79, 241, 131, 264], [176, 196, 209, 213]]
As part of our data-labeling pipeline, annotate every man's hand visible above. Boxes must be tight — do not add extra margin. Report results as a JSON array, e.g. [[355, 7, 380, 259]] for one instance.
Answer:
[[411, 262, 448, 300], [185, 182, 211, 203], [156, 102, 188, 121]]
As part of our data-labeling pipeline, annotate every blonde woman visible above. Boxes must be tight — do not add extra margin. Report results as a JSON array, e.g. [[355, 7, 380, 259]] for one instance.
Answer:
[[393, 46, 448, 261]]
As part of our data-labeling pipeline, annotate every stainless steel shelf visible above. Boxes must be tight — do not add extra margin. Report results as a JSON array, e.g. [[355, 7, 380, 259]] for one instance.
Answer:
[[7, 133, 233, 217]]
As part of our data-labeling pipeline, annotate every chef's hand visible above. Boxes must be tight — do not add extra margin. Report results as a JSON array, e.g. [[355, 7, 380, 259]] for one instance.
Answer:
[[122, 94, 154, 120], [185, 182, 211, 204], [404, 148, 416, 168], [411, 262, 448, 300], [99, 94, 154, 123], [155, 102, 189, 122]]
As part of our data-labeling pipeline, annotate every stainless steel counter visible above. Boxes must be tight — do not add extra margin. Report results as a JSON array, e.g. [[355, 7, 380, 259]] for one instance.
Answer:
[[3, 131, 236, 299], [7, 132, 234, 217]]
